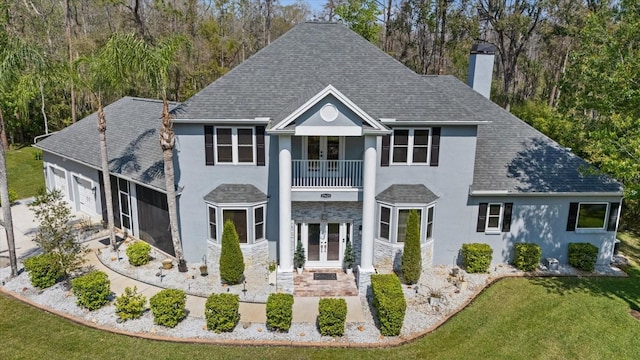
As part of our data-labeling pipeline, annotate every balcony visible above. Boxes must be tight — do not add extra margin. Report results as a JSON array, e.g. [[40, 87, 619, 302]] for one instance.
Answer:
[[292, 160, 363, 188]]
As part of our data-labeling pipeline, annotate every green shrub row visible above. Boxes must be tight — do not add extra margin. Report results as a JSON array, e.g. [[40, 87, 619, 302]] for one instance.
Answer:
[[126, 241, 151, 266], [318, 298, 347, 337], [266, 293, 294, 332], [115, 286, 146, 321], [371, 274, 406, 336], [149, 289, 186, 328], [205, 293, 240, 333], [71, 271, 111, 310], [513, 243, 542, 271], [461, 243, 493, 273], [568, 243, 599, 272], [23, 253, 64, 289]]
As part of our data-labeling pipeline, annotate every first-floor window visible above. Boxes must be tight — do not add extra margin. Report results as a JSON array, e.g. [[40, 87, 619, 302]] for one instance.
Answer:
[[577, 203, 608, 230], [397, 209, 421, 243], [208, 206, 217, 241], [254, 206, 265, 241], [486, 203, 503, 232], [223, 209, 248, 243], [379, 205, 391, 240], [426, 206, 434, 239]]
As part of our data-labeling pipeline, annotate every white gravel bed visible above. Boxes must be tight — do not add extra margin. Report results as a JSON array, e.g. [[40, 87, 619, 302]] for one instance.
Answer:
[[96, 241, 273, 303], [0, 259, 628, 345]]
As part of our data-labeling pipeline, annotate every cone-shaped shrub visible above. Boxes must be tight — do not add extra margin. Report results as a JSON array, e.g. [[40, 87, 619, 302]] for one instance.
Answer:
[[401, 210, 421, 284], [219, 220, 245, 284]]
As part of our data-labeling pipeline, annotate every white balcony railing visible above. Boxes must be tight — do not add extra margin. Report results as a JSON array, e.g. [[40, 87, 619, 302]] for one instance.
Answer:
[[292, 160, 363, 188]]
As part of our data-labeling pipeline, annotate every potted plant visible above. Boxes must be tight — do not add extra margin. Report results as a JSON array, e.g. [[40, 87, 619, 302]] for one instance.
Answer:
[[455, 274, 468, 291], [343, 239, 356, 275], [294, 239, 306, 274], [428, 288, 443, 306], [200, 256, 208, 276]]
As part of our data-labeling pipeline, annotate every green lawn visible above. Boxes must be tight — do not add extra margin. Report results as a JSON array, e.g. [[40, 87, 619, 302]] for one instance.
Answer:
[[5, 146, 44, 199], [2, 233, 640, 359]]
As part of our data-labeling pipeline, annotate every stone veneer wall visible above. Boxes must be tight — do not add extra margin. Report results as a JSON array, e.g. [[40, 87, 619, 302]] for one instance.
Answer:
[[291, 201, 363, 266], [374, 239, 434, 274], [207, 240, 270, 274]]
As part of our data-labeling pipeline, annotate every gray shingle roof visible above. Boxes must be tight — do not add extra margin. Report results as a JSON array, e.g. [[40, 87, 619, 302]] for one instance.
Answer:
[[203, 184, 267, 204], [35, 97, 177, 191], [377, 184, 439, 204], [172, 22, 487, 124], [423, 76, 623, 194]]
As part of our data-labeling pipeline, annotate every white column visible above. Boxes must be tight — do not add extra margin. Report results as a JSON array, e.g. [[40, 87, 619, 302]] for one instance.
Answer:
[[360, 135, 377, 271], [278, 135, 293, 271]]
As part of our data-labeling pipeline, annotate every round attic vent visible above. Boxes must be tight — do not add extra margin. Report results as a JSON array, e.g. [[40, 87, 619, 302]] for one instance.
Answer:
[[320, 103, 339, 122]]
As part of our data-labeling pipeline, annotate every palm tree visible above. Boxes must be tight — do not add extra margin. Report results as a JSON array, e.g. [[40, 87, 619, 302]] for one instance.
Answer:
[[75, 34, 146, 251], [143, 36, 189, 271], [0, 36, 45, 276]]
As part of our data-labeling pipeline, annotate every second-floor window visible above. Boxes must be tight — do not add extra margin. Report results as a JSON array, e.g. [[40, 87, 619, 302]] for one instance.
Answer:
[[391, 129, 430, 165], [215, 127, 255, 164]]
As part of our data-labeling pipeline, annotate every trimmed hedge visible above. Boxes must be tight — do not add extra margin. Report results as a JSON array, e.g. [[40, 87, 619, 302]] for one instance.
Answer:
[[568, 243, 599, 272], [149, 289, 186, 328], [513, 243, 542, 271], [371, 274, 406, 336], [205, 293, 240, 333], [401, 209, 422, 284], [461, 243, 493, 273], [219, 220, 245, 284], [266, 293, 294, 332], [318, 298, 347, 337], [126, 241, 151, 266], [115, 286, 146, 321], [71, 271, 111, 310], [23, 253, 64, 288]]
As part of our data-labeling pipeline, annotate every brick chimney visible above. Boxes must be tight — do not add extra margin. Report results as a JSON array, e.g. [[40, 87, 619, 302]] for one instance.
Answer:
[[467, 43, 496, 99]]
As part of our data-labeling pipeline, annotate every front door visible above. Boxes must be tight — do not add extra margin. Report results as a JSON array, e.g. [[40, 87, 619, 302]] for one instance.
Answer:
[[75, 177, 95, 215], [298, 222, 351, 268]]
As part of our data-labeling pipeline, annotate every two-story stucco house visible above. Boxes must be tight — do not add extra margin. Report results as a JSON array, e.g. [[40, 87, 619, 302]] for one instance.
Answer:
[[35, 22, 623, 294]]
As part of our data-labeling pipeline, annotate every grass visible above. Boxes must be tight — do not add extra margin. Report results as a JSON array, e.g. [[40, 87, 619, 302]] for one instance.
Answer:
[[2, 232, 640, 359], [5, 146, 44, 199]]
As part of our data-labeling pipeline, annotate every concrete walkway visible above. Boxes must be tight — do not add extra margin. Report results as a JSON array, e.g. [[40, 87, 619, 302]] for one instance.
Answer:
[[2, 200, 366, 324]]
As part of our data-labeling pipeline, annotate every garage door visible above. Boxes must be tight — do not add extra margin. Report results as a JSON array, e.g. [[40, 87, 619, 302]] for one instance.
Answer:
[[51, 167, 68, 199], [76, 177, 95, 215]]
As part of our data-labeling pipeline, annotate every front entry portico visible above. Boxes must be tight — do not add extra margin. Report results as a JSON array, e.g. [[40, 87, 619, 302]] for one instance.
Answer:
[[295, 221, 351, 268]]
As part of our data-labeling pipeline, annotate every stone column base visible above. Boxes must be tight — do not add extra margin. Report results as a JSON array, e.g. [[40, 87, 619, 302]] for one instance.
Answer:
[[276, 266, 294, 294], [357, 265, 375, 297]]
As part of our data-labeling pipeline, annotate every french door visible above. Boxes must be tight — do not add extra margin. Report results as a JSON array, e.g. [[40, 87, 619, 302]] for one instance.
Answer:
[[296, 222, 352, 268]]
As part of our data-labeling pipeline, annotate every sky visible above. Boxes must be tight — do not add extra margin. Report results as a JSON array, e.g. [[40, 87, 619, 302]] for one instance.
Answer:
[[279, 0, 327, 15]]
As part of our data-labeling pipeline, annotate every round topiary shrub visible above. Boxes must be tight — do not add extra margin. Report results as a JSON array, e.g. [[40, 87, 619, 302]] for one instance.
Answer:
[[513, 243, 542, 271], [149, 289, 186, 328], [461, 243, 493, 273], [205, 293, 240, 333], [23, 253, 65, 289], [219, 220, 245, 284], [126, 241, 151, 266], [71, 270, 111, 310]]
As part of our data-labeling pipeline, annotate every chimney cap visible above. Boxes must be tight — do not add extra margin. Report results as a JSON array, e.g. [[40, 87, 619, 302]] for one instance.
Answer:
[[470, 43, 496, 55]]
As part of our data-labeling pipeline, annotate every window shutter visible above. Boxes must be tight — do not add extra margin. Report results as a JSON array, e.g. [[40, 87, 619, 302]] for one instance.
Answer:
[[204, 125, 214, 166], [256, 126, 265, 166], [566, 202, 578, 231], [430, 127, 441, 166], [477, 203, 488, 232], [502, 203, 513, 232], [607, 202, 620, 231], [381, 134, 390, 167]]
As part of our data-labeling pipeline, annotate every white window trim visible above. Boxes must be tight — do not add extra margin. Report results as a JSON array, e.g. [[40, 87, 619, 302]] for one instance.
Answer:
[[207, 205, 217, 242], [214, 127, 256, 165], [575, 202, 609, 232], [378, 204, 392, 241], [485, 203, 503, 234], [254, 205, 266, 241], [395, 207, 424, 243], [390, 128, 431, 165], [426, 205, 435, 240]]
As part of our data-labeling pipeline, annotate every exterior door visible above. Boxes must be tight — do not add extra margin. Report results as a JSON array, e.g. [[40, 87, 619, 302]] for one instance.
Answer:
[[75, 177, 95, 215], [118, 178, 132, 233], [299, 221, 350, 268], [51, 167, 68, 200]]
